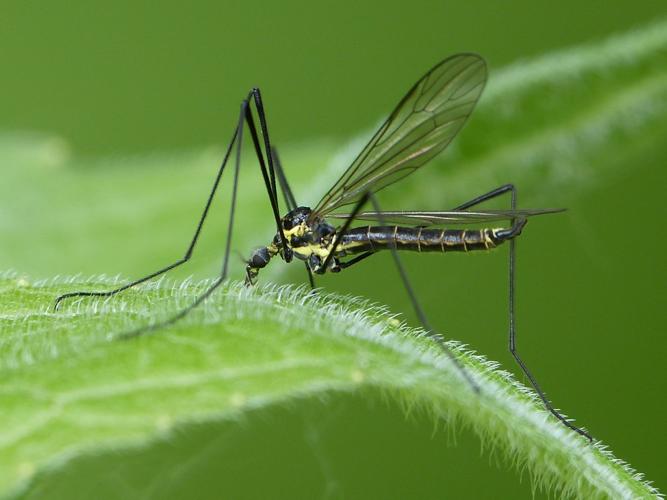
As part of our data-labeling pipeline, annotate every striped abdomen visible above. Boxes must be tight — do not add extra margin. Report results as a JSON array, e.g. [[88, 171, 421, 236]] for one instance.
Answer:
[[337, 225, 507, 255]]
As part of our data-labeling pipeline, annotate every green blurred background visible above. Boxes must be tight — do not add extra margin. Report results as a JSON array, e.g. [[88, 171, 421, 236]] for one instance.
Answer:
[[3, 1, 666, 498]]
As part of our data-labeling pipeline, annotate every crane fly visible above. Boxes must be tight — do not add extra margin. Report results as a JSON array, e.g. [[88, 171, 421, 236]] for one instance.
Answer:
[[54, 53, 592, 441]]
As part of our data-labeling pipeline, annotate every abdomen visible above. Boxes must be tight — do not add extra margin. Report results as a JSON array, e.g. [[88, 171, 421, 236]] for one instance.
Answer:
[[337, 225, 503, 255]]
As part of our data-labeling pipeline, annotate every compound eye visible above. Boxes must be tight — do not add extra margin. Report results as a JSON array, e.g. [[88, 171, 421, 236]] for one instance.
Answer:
[[282, 218, 293, 231]]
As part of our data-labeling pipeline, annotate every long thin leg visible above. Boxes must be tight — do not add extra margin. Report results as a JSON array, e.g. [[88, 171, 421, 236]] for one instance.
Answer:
[[120, 101, 246, 340], [252, 90, 279, 209], [304, 265, 316, 289], [451, 183, 515, 211], [122, 92, 297, 338], [322, 192, 478, 391], [246, 89, 291, 257], [338, 251, 374, 269], [271, 147, 297, 211], [367, 193, 479, 391], [321, 193, 371, 272], [507, 192, 592, 441], [457, 184, 592, 441], [53, 118, 242, 311], [272, 146, 316, 289]]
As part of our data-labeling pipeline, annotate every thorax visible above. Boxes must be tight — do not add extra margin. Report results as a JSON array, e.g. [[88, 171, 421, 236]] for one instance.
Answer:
[[277, 206, 337, 262]]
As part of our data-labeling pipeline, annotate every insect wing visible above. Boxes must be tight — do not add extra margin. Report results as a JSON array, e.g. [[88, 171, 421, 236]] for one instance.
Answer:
[[327, 208, 565, 226], [312, 54, 487, 217]]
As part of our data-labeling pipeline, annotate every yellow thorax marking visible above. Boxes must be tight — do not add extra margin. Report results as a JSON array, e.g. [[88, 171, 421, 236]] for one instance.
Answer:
[[282, 224, 366, 259], [292, 244, 331, 258], [282, 223, 308, 239], [282, 222, 329, 259]]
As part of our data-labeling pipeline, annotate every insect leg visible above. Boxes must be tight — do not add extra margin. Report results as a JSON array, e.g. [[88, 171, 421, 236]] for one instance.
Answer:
[[120, 100, 247, 340], [451, 183, 515, 210], [322, 192, 478, 391], [459, 184, 592, 440], [320, 192, 372, 272], [271, 147, 297, 211], [246, 89, 290, 257], [272, 147, 316, 289], [509, 191, 592, 441], [338, 251, 374, 269], [53, 110, 243, 312], [122, 92, 298, 338], [367, 193, 479, 391]]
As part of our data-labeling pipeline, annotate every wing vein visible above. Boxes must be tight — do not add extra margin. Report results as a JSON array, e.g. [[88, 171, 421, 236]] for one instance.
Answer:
[[312, 54, 487, 217]]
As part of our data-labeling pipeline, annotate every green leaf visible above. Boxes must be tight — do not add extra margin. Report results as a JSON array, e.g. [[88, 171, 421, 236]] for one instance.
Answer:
[[0, 274, 661, 499]]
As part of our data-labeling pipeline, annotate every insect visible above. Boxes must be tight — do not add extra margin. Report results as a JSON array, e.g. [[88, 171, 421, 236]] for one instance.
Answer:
[[54, 54, 592, 441]]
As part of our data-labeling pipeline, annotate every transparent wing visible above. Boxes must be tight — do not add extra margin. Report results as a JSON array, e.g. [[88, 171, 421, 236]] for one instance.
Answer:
[[312, 53, 487, 217], [327, 208, 565, 226]]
